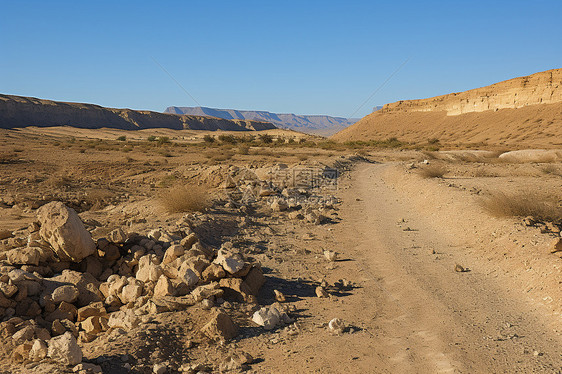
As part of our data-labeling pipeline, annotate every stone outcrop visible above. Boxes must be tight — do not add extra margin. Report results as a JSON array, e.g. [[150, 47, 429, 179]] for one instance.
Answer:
[[381, 69, 562, 116], [332, 69, 562, 147], [0, 94, 277, 131]]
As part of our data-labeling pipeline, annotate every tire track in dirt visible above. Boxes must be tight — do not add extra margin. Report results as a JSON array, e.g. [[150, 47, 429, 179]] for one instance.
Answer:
[[333, 162, 561, 373]]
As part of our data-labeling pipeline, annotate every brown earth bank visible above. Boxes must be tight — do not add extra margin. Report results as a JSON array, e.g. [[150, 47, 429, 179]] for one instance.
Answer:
[[333, 69, 562, 148], [0, 129, 560, 373], [0, 95, 277, 132]]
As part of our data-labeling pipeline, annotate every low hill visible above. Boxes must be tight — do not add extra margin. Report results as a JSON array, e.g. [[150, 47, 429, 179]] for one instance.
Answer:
[[0, 95, 276, 131], [332, 69, 562, 148], [165, 106, 358, 135]]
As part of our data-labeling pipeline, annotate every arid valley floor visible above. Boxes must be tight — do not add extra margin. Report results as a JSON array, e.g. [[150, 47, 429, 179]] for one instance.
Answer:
[[0, 127, 560, 373]]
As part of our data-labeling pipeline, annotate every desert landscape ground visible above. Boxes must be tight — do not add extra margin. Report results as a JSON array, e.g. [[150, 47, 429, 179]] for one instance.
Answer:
[[0, 112, 560, 373]]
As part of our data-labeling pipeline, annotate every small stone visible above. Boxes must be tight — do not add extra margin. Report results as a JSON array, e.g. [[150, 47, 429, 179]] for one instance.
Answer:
[[550, 238, 562, 253], [200, 298, 214, 310], [201, 311, 238, 340], [315, 286, 329, 298], [243, 266, 266, 296], [323, 250, 338, 262], [47, 331, 83, 366], [214, 249, 245, 274], [201, 263, 226, 282], [0, 282, 18, 298], [101, 244, 120, 261], [153, 363, 167, 374], [220, 352, 254, 371], [52, 285, 80, 304], [274, 290, 286, 302], [12, 325, 34, 344], [107, 309, 139, 330], [177, 264, 199, 287], [154, 275, 175, 297], [180, 233, 198, 250], [77, 303, 107, 322], [252, 304, 291, 330], [12, 342, 33, 363], [328, 318, 345, 335], [108, 228, 128, 243], [81, 315, 108, 335], [454, 264, 465, 272], [120, 283, 143, 304], [72, 362, 103, 373], [162, 245, 184, 265], [29, 339, 48, 361]]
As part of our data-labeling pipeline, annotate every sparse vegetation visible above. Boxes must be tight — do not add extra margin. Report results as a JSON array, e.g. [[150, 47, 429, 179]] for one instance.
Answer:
[[417, 164, 447, 178], [259, 134, 273, 144], [238, 145, 250, 155], [117, 135, 127, 141], [479, 190, 562, 222], [540, 164, 561, 176], [203, 134, 215, 143], [218, 134, 237, 144], [160, 184, 211, 213]]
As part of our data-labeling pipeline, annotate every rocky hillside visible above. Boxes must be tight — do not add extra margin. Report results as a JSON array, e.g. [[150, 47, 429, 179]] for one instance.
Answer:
[[0, 95, 276, 131], [333, 69, 562, 147], [165, 106, 358, 136]]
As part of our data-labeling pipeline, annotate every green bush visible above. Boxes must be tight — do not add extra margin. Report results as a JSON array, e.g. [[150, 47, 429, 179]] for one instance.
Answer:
[[117, 135, 127, 141]]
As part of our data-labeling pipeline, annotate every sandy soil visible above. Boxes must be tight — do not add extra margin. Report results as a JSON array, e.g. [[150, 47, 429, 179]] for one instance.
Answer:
[[0, 128, 560, 373]]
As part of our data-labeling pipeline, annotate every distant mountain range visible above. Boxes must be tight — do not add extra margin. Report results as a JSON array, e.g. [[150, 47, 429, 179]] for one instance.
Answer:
[[164, 106, 360, 135], [0, 95, 276, 131]]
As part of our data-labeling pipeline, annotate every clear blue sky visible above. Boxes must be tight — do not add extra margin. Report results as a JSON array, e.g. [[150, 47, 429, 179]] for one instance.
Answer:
[[1, 0, 561, 118]]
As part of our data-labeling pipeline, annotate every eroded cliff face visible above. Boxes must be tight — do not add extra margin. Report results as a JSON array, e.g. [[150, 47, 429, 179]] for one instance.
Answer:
[[382, 69, 562, 116], [0, 95, 276, 131]]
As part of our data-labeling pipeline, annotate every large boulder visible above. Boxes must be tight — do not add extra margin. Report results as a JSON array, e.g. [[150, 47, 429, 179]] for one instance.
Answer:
[[37, 202, 96, 262]]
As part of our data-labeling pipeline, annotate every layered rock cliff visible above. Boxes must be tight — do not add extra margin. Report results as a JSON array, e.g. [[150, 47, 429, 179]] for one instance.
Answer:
[[381, 69, 562, 116], [332, 69, 562, 148], [0, 95, 276, 131]]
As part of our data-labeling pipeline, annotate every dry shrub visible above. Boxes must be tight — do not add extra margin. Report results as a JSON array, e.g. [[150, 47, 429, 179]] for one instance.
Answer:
[[420, 151, 438, 160], [479, 190, 562, 222], [84, 188, 115, 210], [540, 164, 561, 176], [472, 167, 499, 178], [160, 184, 211, 213], [47, 175, 73, 189], [417, 164, 447, 178]]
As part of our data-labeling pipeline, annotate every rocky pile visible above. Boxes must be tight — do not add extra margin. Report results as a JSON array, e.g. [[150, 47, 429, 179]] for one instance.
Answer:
[[0, 201, 266, 371]]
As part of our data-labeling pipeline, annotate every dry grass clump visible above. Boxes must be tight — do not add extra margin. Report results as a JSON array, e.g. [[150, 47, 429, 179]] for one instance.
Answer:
[[84, 188, 116, 210], [417, 164, 447, 178], [472, 167, 499, 178], [160, 184, 211, 213], [479, 190, 562, 222], [540, 164, 561, 176]]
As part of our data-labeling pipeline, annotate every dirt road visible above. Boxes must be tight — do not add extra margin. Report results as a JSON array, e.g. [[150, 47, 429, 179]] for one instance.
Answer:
[[321, 162, 561, 373]]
